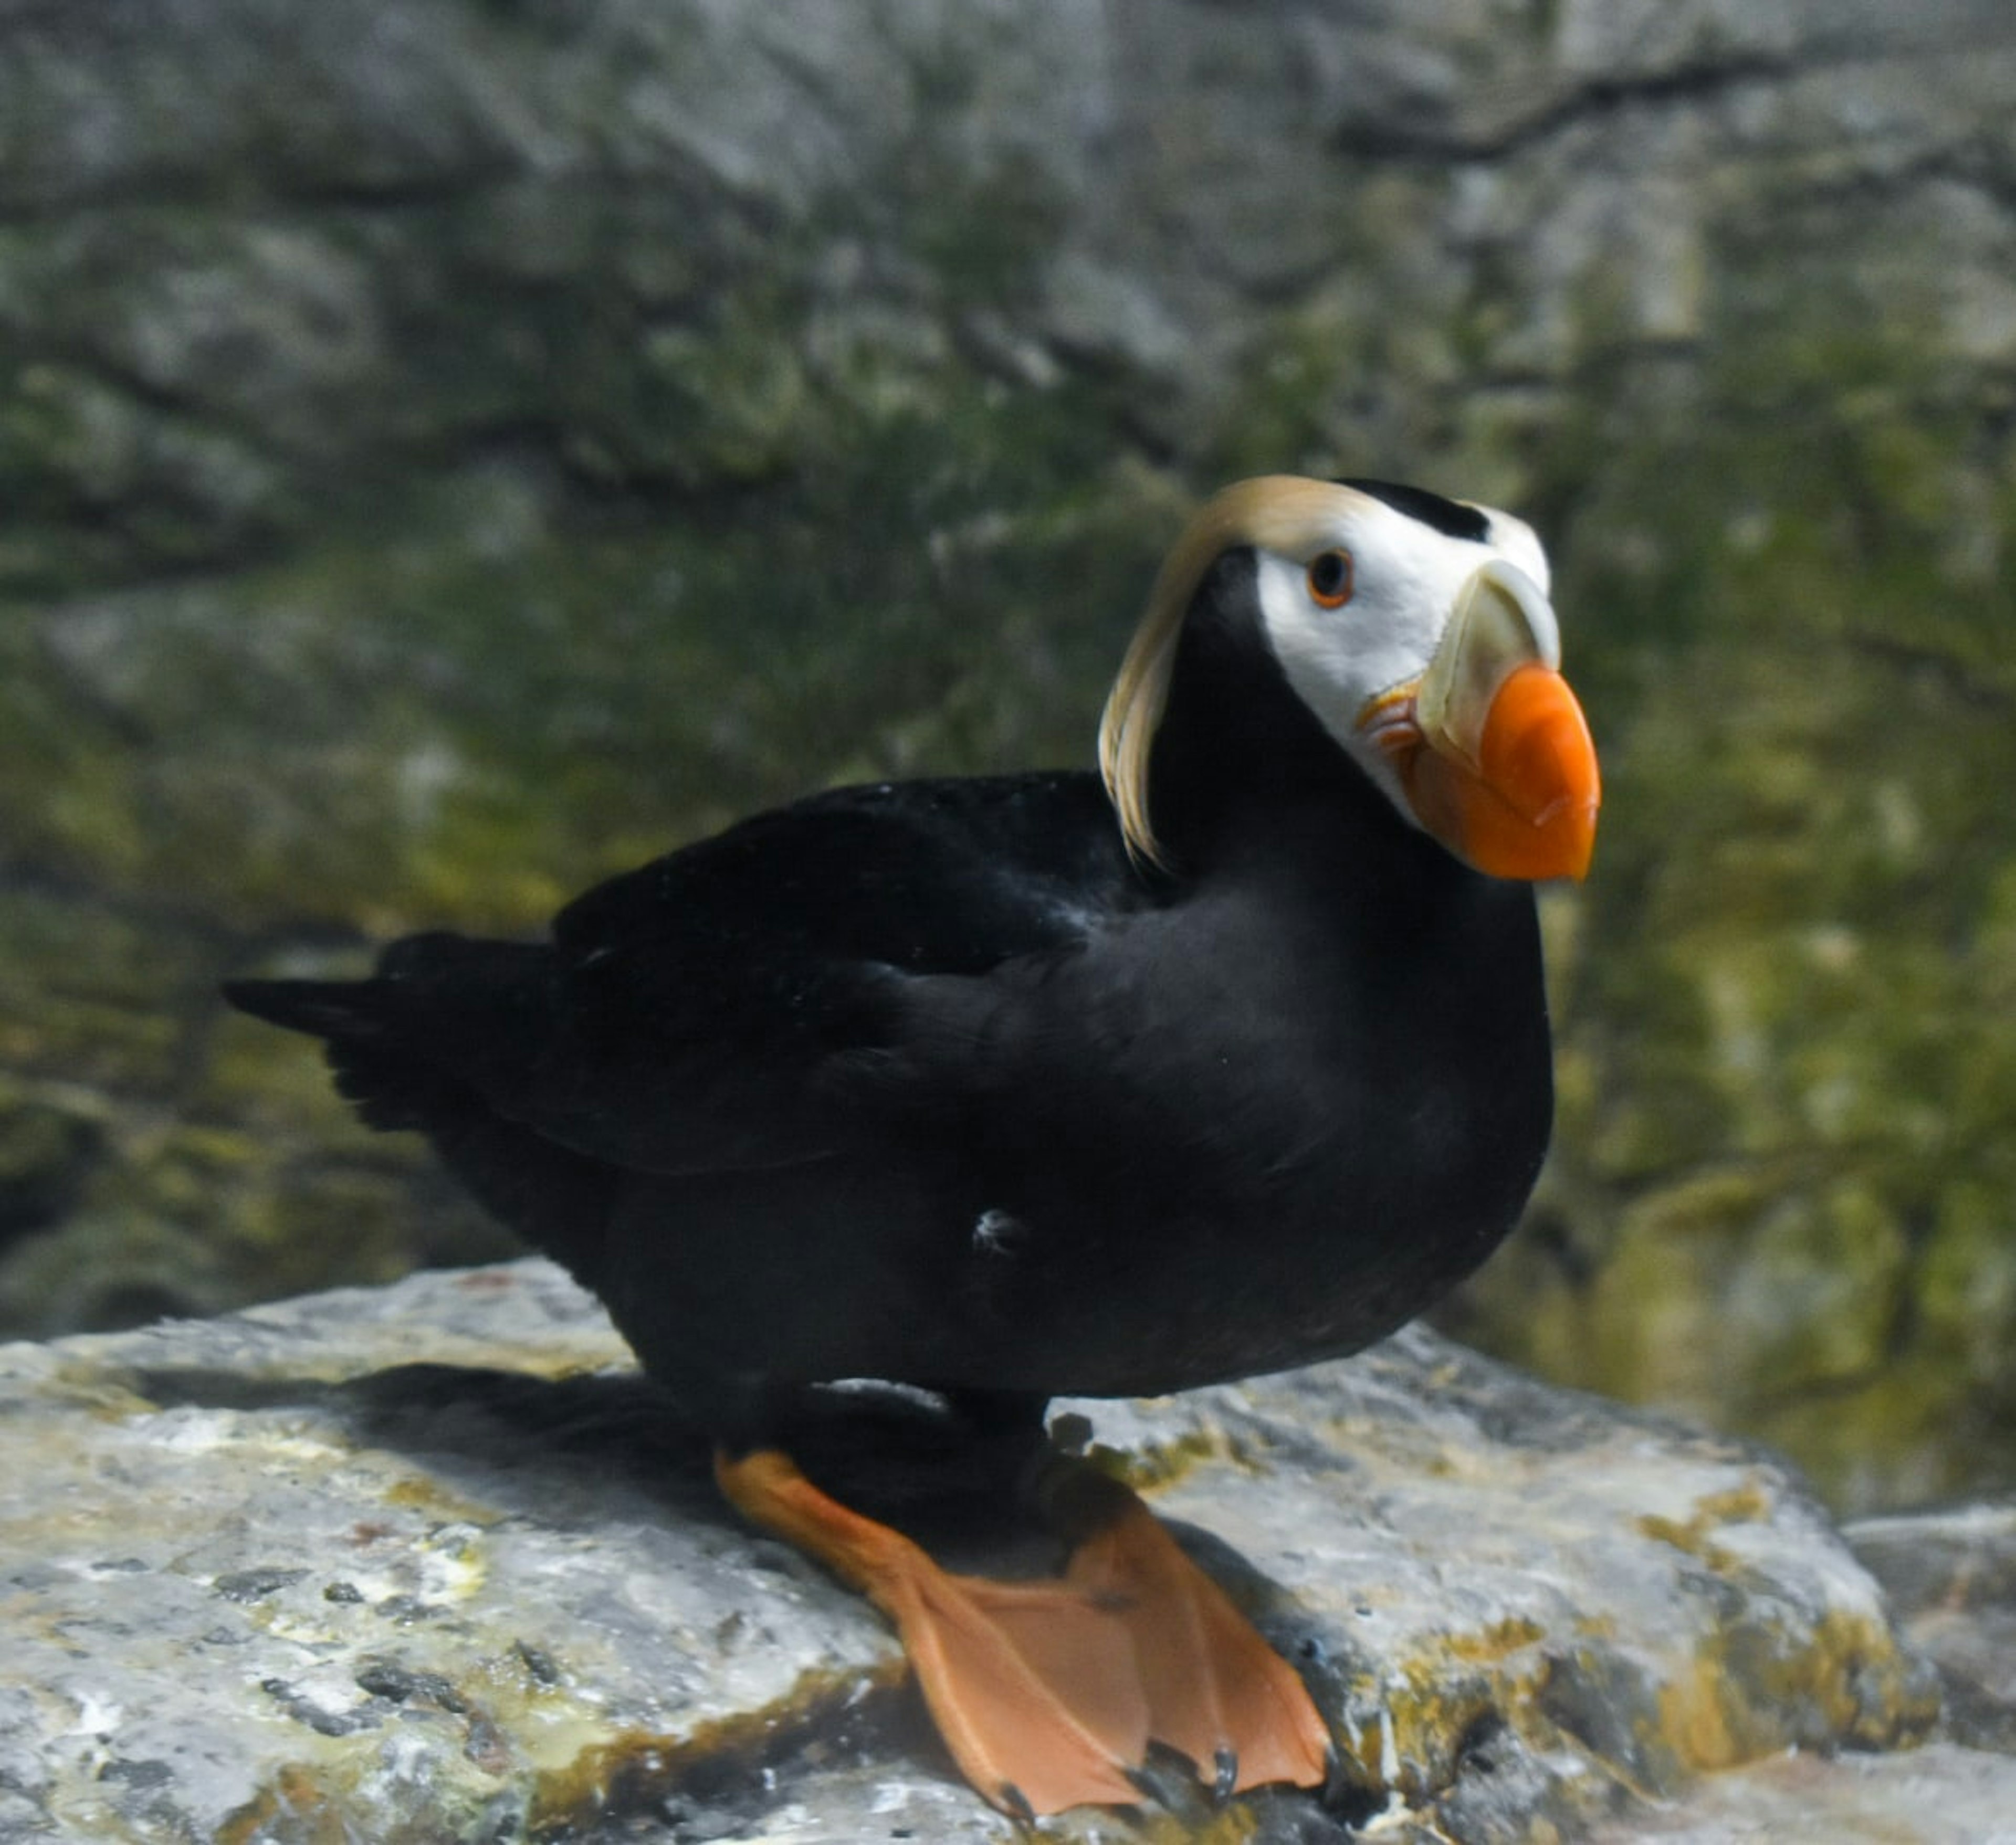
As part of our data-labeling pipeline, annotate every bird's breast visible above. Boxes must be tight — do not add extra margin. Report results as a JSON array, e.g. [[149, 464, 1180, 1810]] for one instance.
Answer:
[[930, 967, 1551, 1398]]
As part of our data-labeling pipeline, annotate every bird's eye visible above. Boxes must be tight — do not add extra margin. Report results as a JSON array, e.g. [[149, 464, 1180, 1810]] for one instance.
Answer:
[[1307, 549, 1354, 608]]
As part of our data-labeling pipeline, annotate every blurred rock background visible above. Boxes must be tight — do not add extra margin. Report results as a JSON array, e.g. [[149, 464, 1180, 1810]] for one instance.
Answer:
[[2, 0, 2012, 1515]]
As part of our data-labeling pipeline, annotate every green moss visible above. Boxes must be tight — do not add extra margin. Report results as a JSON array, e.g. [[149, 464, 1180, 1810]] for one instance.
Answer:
[[1438, 247, 2016, 1509], [0, 1095, 102, 1238], [1725, 1185, 1910, 1399], [0, 135, 1178, 1342], [0, 889, 211, 1089], [1919, 1180, 2016, 1385]]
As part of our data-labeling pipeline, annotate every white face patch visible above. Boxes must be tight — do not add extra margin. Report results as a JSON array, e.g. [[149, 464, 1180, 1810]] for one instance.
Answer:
[[1484, 508, 1550, 597], [1252, 497, 1553, 827]]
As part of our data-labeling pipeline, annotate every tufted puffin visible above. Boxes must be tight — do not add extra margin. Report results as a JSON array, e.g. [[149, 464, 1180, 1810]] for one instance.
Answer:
[[225, 475, 1599, 1816]]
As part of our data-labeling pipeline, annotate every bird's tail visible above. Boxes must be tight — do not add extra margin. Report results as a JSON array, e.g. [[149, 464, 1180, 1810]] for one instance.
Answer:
[[224, 932, 531, 1132], [223, 976, 442, 1131], [223, 936, 615, 1284]]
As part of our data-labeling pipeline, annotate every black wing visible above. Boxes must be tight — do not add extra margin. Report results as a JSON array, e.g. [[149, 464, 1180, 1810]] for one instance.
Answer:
[[230, 772, 1141, 1178]]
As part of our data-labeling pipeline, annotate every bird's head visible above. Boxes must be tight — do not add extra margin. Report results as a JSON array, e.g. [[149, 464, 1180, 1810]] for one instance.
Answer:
[[1098, 475, 1601, 881]]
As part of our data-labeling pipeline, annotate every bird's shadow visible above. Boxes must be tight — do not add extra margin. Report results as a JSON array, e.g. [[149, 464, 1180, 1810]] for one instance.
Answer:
[[130, 1358, 1068, 1568], [317, 1360, 1366, 1714]]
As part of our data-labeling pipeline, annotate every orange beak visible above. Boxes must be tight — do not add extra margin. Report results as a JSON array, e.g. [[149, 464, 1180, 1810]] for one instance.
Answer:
[[1369, 557, 1601, 882], [1400, 662, 1600, 881]]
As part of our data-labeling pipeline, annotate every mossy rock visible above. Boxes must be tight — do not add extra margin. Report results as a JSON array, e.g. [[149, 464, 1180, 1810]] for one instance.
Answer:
[[4, 0, 2014, 1522], [1441, 267, 2016, 1508]]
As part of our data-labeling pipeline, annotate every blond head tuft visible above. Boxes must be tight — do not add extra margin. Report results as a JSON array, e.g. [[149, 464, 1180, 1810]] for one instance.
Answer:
[[1098, 476, 1357, 867]]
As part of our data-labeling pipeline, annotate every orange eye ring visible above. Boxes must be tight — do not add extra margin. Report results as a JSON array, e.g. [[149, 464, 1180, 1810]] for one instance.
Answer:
[[1307, 549, 1353, 608]]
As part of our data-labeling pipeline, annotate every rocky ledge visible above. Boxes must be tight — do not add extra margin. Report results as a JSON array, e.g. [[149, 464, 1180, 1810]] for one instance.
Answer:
[[1, 1258, 2010, 1843]]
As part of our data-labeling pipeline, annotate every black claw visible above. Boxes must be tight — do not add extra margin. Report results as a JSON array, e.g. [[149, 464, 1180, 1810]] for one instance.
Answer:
[[1123, 1764, 1168, 1808], [997, 1781, 1036, 1823], [1047, 1410, 1094, 1454], [1212, 1744, 1238, 1802], [1128, 1749, 1219, 1814]]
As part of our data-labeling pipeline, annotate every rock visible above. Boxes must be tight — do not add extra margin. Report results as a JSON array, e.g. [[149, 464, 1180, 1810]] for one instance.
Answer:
[[1586, 1744, 2016, 1845], [3, 1256, 1998, 1843], [1847, 1500, 2016, 1754], [3, 0, 2016, 1514]]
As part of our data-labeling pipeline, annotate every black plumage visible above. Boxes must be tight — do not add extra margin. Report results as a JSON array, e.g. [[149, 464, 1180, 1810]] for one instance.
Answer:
[[225, 476, 1594, 1813], [229, 552, 1548, 1416]]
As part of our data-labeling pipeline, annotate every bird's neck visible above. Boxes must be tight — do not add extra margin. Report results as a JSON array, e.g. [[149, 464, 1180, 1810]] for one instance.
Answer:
[[1144, 590, 1427, 886]]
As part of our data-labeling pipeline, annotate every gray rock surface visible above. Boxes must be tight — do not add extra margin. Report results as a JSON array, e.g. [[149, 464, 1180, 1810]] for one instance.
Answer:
[[2, 1257, 2008, 1842], [1589, 1745, 2016, 1845], [1848, 1500, 2016, 1758]]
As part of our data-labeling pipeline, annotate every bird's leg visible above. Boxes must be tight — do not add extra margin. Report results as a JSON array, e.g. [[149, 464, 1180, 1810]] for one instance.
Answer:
[[713, 1446, 1150, 1816], [1036, 1452, 1335, 1798]]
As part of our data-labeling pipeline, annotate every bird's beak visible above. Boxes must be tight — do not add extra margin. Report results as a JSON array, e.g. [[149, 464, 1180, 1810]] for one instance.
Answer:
[[1368, 561, 1601, 882]]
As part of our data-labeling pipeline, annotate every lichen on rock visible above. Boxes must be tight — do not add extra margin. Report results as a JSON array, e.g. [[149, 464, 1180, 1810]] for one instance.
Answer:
[[2, 1259, 1999, 1843]]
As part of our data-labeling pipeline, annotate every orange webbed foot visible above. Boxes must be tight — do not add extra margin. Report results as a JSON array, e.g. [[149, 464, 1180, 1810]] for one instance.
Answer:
[[1045, 1457, 1333, 1798], [716, 1447, 1149, 1816], [715, 1442, 1332, 1816]]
